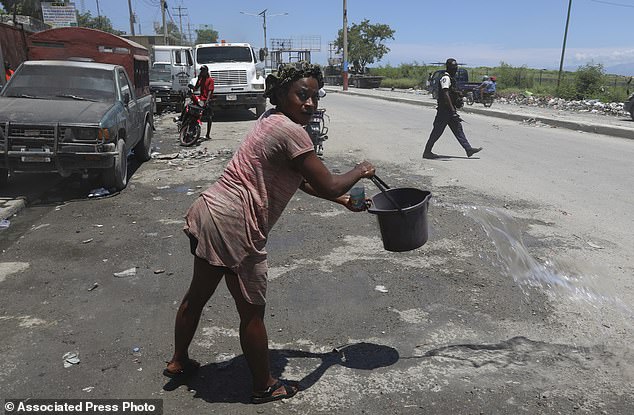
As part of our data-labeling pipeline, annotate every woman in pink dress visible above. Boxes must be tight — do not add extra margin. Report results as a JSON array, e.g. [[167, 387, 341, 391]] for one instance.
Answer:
[[164, 62, 376, 404]]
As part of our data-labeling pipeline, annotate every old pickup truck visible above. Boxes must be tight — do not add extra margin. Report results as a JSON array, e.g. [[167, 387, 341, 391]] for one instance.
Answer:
[[0, 60, 153, 190], [0, 27, 154, 190]]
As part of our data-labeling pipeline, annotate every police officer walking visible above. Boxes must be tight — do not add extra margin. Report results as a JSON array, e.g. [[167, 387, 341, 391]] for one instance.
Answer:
[[423, 58, 483, 159]]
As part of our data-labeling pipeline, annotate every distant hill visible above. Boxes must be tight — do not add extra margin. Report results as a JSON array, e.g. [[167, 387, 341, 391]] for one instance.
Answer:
[[605, 63, 634, 76]]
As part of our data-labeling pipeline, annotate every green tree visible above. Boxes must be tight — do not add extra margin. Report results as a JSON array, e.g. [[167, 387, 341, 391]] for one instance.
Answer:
[[0, 1, 42, 19], [155, 21, 184, 44], [76, 11, 123, 35], [195, 26, 218, 44], [335, 19, 395, 73]]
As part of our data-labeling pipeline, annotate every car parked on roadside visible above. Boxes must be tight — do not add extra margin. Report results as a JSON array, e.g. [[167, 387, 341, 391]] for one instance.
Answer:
[[0, 60, 153, 190]]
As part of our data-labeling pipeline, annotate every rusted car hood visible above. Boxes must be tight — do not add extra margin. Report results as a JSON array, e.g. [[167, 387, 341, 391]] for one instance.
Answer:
[[0, 97, 115, 125]]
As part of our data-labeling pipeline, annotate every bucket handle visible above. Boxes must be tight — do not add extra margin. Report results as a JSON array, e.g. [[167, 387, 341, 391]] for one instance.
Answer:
[[371, 175, 390, 192], [370, 175, 404, 214]]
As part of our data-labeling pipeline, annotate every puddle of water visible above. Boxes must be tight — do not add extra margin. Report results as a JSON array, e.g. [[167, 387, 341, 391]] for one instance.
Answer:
[[453, 204, 630, 317]]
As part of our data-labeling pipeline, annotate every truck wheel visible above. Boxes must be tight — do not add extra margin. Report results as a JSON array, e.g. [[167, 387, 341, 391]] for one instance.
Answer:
[[0, 168, 8, 187], [134, 121, 153, 162], [630, 107, 634, 121], [255, 103, 266, 117], [102, 139, 128, 191], [466, 92, 474, 105]]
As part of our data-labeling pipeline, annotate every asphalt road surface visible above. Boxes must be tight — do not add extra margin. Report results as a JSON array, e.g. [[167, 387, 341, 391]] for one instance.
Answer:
[[0, 94, 632, 414]]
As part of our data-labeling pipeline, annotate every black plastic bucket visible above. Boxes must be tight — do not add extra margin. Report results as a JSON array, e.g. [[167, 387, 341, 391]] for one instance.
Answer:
[[367, 187, 432, 252]]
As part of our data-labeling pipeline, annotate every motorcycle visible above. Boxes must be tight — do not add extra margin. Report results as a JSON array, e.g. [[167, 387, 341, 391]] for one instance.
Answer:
[[305, 108, 329, 157], [177, 84, 205, 147], [465, 90, 495, 107]]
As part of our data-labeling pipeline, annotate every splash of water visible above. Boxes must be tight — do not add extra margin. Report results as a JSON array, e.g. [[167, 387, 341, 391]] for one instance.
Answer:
[[451, 204, 630, 315]]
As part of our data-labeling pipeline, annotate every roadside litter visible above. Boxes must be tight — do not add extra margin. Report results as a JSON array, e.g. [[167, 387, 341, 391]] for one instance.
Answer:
[[63, 351, 80, 368], [113, 267, 137, 278], [88, 188, 110, 198], [375, 285, 389, 293], [0, 219, 9, 229], [88, 282, 99, 291]]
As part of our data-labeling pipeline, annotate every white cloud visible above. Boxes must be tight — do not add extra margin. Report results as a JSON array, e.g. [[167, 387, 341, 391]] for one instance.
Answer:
[[377, 42, 634, 70]]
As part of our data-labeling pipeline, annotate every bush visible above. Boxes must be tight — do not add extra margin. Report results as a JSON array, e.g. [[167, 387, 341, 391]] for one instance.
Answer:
[[380, 77, 421, 89], [574, 63, 604, 99]]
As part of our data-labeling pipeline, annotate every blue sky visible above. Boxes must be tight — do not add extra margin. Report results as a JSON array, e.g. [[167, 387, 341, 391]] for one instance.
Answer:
[[80, 0, 634, 73]]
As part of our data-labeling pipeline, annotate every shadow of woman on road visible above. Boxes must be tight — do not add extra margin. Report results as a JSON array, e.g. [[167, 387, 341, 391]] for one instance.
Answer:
[[162, 342, 399, 404]]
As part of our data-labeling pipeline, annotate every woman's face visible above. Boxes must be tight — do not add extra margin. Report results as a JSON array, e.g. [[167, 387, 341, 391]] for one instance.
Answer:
[[277, 76, 319, 125]]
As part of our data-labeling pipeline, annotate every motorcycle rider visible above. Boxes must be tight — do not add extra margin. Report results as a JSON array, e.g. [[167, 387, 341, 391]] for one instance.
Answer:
[[478, 75, 496, 102], [176, 65, 214, 139]]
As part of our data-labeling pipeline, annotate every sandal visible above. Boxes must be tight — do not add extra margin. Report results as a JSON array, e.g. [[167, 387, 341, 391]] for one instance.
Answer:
[[251, 379, 299, 404], [162, 358, 200, 379]]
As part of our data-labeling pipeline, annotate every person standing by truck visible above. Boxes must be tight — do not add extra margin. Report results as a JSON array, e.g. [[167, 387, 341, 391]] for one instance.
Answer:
[[194, 65, 214, 139], [423, 58, 483, 159]]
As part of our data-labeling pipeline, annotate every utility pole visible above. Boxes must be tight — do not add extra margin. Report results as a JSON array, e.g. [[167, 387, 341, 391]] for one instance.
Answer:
[[187, 20, 192, 46], [160, 0, 167, 45], [241, 9, 287, 69], [96, 0, 101, 18], [557, 0, 573, 92], [343, 0, 348, 91], [173, 5, 187, 46], [127, 0, 135, 35]]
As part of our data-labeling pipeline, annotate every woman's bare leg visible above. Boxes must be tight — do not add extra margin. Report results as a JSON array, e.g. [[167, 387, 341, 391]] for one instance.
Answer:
[[224, 275, 277, 392], [168, 256, 224, 372]]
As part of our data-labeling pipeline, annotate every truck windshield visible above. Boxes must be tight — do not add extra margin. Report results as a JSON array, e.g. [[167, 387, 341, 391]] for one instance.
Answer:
[[1, 65, 116, 102], [150, 68, 172, 83], [196, 46, 252, 64]]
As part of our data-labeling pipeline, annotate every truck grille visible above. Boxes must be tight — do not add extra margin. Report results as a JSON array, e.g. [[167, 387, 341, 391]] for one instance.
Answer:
[[8, 125, 63, 147], [210, 70, 247, 86]]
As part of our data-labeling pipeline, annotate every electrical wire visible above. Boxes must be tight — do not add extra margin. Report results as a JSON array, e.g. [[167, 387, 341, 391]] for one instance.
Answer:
[[589, 0, 634, 7]]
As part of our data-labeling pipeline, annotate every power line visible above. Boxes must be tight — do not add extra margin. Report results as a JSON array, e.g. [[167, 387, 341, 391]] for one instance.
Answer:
[[590, 0, 634, 7]]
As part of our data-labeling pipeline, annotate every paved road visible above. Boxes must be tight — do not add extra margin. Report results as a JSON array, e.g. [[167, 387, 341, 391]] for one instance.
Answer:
[[0, 96, 632, 414]]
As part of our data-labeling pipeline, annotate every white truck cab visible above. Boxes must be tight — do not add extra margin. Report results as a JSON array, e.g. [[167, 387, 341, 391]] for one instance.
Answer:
[[193, 41, 267, 116], [152, 45, 194, 92]]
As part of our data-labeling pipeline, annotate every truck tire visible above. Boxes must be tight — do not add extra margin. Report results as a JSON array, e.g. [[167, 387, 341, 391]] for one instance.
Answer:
[[630, 106, 634, 121], [134, 120, 153, 162], [255, 103, 266, 117], [102, 139, 128, 191]]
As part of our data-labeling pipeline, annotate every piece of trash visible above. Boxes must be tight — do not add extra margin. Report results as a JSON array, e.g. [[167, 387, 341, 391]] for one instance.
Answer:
[[0, 219, 10, 229], [375, 285, 389, 293], [156, 185, 170, 190], [32, 223, 50, 231], [82, 386, 94, 393], [88, 188, 110, 198], [88, 282, 99, 291], [82, 238, 93, 244], [63, 351, 80, 368], [161, 235, 173, 239], [586, 241, 604, 249], [155, 153, 180, 160], [113, 267, 137, 278], [132, 347, 140, 353], [93, 224, 104, 228], [154, 269, 165, 274]]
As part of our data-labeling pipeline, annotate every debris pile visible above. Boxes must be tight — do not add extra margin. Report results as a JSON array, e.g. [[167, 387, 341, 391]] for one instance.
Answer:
[[498, 94, 627, 117], [151, 148, 234, 167]]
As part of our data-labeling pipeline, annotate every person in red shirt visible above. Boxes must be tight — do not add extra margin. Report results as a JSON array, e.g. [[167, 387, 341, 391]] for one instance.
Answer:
[[5, 61, 14, 82], [194, 65, 214, 139]]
